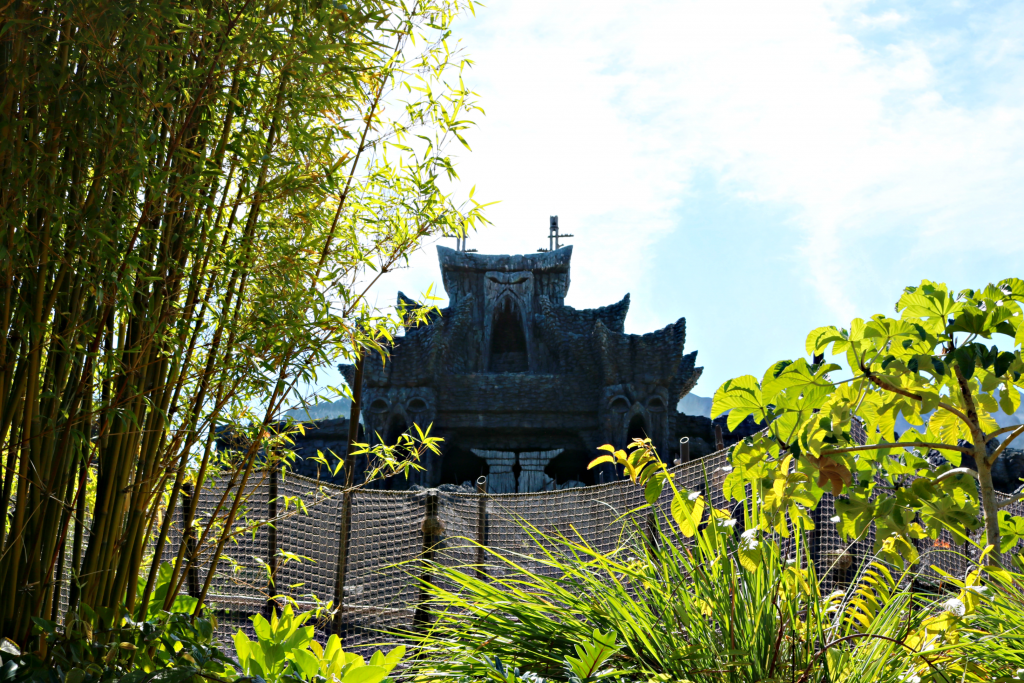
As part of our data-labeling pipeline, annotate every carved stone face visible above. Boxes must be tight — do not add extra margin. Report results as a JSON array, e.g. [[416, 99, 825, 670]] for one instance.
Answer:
[[483, 271, 534, 373], [362, 387, 437, 446], [600, 383, 670, 455]]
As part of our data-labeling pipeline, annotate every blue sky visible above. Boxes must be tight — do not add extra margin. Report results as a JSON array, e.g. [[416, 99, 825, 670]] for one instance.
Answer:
[[306, 0, 1024, 407]]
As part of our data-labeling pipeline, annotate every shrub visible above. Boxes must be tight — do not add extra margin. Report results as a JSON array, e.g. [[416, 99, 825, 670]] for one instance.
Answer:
[[406, 441, 1024, 682]]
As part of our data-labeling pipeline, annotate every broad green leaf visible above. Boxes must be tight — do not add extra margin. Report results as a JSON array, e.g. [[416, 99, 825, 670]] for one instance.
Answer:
[[382, 645, 405, 673], [954, 346, 976, 379], [233, 631, 252, 670], [995, 351, 1016, 378], [1000, 384, 1022, 415], [324, 634, 342, 662], [722, 468, 747, 502], [565, 630, 618, 680], [976, 406, 999, 435], [762, 358, 837, 408], [999, 277, 1024, 299], [712, 375, 765, 430], [929, 409, 968, 446], [948, 310, 989, 336], [806, 326, 845, 356], [252, 613, 272, 641], [671, 490, 705, 537], [135, 670, 200, 683], [976, 391, 999, 415], [291, 648, 320, 679], [897, 282, 961, 332], [875, 533, 919, 568], [771, 410, 805, 446], [737, 535, 762, 572], [644, 475, 665, 506], [835, 493, 874, 539], [343, 665, 387, 683]]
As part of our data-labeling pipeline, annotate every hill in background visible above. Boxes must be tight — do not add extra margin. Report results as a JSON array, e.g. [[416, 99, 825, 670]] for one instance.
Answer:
[[285, 396, 353, 422], [678, 391, 1024, 430]]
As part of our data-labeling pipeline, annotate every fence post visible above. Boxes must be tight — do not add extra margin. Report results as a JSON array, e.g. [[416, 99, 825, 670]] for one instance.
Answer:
[[475, 476, 488, 579], [807, 500, 823, 582], [181, 483, 200, 599], [714, 424, 725, 451], [331, 355, 364, 637], [331, 489, 354, 636], [645, 511, 659, 555], [676, 437, 690, 465], [265, 462, 278, 616], [413, 488, 442, 628]]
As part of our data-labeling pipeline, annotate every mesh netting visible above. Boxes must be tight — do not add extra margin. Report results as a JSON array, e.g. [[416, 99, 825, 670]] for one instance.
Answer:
[[147, 448, 1023, 650]]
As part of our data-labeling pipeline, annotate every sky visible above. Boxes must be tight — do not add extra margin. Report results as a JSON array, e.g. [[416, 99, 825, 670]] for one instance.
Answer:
[[308, 0, 1024, 406]]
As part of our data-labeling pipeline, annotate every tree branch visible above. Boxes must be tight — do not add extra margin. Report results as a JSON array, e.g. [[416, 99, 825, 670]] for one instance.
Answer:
[[987, 425, 1024, 467], [935, 467, 979, 483], [936, 400, 973, 426], [953, 363, 983, 442], [859, 363, 971, 424], [998, 490, 1024, 509], [821, 442, 974, 456], [986, 424, 1024, 442]]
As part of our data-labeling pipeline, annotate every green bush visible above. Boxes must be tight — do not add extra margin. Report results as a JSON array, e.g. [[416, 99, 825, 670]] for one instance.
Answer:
[[405, 446, 1024, 682], [233, 605, 404, 683], [0, 594, 405, 683], [0, 608, 230, 682]]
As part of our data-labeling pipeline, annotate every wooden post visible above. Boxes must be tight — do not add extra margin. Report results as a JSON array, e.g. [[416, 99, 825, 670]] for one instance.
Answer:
[[676, 437, 690, 466], [413, 489, 442, 628], [645, 511, 658, 555], [475, 476, 487, 579], [714, 424, 725, 452], [181, 483, 200, 599], [265, 462, 278, 616], [332, 355, 364, 636]]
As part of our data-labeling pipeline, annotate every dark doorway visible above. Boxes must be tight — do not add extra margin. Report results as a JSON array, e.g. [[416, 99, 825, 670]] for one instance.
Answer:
[[385, 415, 409, 446], [489, 298, 528, 373], [381, 416, 410, 490], [545, 449, 595, 486], [627, 414, 648, 444], [618, 415, 649, 480], [439, 447, 489, 486]]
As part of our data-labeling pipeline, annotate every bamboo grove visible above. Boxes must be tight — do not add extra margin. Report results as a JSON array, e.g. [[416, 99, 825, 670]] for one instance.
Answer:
[[0, 0, 485, 645]]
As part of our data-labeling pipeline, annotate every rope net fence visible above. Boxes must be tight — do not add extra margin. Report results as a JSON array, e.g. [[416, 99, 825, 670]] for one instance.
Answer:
[[144, 446, 1023, 650]]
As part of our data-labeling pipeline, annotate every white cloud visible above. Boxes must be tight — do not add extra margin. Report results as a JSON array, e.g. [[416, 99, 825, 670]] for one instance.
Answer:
[[856, 10, 910, 29], [374, 0, 1024, 337]]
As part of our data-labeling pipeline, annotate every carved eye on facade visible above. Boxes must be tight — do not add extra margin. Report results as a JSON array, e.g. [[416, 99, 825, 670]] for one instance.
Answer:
[[647, 396, 666, 413], [369, 398, 389, 414], [609, 396, 630, 415], [407, 397, 428, 412]]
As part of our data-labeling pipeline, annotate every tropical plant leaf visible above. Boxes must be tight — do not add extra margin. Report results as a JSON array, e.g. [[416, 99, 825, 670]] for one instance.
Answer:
[[565, 630, 618, 681]]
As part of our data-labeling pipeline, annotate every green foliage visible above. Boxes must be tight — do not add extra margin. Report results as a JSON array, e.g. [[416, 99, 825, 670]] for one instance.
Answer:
[[0, 0, 487, 645], [477, 656, 547, 683], [407, 503, 1024, 682], [712, 278, 1024, 564], [472, 632, 618, 683], [233, 605, 403, 683], [0, 608, 230, 682], [563, 630, 618, 682], [407, 499, 802, 682], [134, 564, 197, 623], [589, 440, 706, 537], [950, 555, 1024, 678]]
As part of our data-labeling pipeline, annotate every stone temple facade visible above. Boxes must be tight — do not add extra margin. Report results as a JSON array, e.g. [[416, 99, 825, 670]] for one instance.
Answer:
[[272, 245, 1024, 496], [336, 245, 703, 493]]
